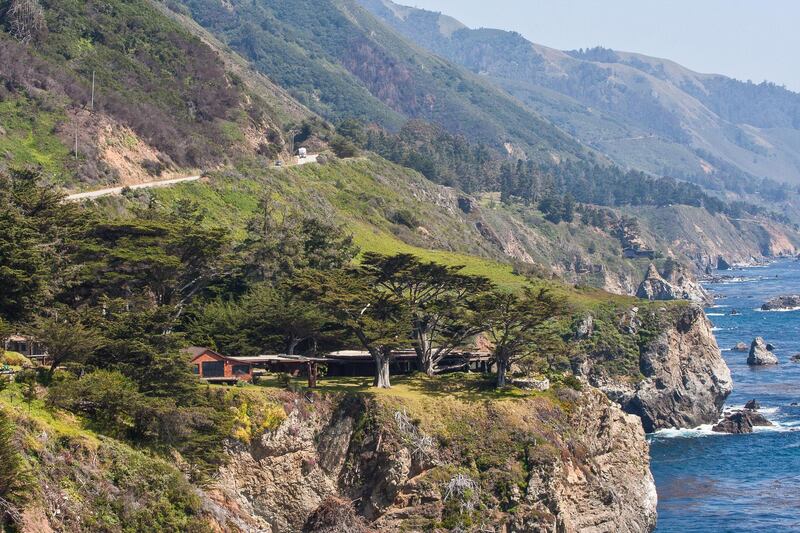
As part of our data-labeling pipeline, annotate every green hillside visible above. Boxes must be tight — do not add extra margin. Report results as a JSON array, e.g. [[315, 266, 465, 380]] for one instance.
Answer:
[[0, 0, 312, 186], [166, 0, 586, 161]]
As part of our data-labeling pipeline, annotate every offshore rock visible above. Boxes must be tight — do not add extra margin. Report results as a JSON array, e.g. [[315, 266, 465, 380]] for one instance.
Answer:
[[761, 295, 800, 311], [747, 337, 779, 366], [732, 342, 749, 352], [712, 409, 773, 434]]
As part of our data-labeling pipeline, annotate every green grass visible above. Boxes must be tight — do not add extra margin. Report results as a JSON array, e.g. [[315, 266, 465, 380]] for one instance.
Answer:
[[253, 372, 543, 402], [1, 383, 100, 443], [0, 97, 71, 180]]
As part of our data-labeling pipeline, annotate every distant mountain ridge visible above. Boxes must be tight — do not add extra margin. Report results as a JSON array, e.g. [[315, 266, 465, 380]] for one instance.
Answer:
[[360, 0, 800, 189], [168, 0, 587, 164]]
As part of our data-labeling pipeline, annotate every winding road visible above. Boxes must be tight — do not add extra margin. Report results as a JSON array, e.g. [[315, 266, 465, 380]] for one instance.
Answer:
[[65, 175, 202, 201], [65, 154, 319, 201]]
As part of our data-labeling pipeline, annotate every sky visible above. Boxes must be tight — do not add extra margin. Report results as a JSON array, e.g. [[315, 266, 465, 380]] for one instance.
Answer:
[[405, 0, 800, 92]]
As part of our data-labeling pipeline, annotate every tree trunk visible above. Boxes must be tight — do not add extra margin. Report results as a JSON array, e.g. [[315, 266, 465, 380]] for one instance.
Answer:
[[307, 362, 318, 388], [287, 336, 301, 356], [412, 325, 434, 376], [496, 357, 508, 388], [373, 350, 392, 389]]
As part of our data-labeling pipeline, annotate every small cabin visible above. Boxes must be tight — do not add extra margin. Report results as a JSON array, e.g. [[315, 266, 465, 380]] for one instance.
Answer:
[[186, 347, 253, 384]]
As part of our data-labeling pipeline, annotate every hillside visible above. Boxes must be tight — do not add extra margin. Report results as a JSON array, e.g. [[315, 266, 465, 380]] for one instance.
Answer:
[[164, 0, 587, 162], [360, 0, 800, 195], [0, 0, 314, 188], [107, 157, 799, 293]]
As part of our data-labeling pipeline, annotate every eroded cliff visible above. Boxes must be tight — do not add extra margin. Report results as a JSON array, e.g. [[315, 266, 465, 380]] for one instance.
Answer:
[[581, 304, 732, 433], [207, 385, 657, 532]]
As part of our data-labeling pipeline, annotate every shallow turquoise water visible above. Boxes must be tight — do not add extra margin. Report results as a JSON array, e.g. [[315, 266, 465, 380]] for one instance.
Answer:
[[650, 259, 800, 532]]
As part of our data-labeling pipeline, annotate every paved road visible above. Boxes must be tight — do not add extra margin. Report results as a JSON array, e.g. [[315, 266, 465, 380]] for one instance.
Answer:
[[65, 154, 319, 201], [66, 175, 202, 201], [293, 154, 318, 166]]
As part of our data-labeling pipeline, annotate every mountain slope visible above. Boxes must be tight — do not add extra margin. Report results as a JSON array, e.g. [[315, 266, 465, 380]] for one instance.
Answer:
[[361, 0, 800, 190], [0, 0, 314, 187], [166, 0, 587, 162]]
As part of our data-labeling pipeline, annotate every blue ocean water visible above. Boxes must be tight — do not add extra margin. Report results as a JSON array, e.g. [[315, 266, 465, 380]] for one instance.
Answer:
[[650, 259, 800, 532]]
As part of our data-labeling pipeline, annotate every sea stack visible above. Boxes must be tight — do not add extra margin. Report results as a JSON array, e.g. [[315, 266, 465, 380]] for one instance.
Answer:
[[747, 337, 779, 366]]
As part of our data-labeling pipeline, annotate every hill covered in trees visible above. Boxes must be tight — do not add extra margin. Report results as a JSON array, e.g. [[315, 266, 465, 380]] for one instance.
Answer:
[[163, 0, 587, 163]]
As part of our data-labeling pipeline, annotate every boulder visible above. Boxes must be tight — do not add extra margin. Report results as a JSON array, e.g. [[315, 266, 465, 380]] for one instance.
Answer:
[[766, 343, 776, 352], [712, 410, 773, 434], [511, 377, 550, 391], [732, 342, 749, 352], [747, 337, 779, 366], [744, 399, 760, 410], [761, 295, 800, 311], [791, 354, 800, 363]]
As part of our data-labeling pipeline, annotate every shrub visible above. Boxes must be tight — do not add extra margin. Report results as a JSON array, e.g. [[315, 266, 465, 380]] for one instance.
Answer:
[[0, 351, 30, 367], [0, 410, 31, 505]]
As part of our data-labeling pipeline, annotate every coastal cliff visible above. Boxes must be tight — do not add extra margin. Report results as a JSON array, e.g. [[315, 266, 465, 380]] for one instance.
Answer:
[[7, 379, 657, 532], [207, 386, 657, 533], [585, 305, 732, 433]]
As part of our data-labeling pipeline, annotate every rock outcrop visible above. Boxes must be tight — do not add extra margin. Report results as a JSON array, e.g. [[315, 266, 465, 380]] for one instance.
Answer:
[[592, 305, 732, 432], [732, 342, 749, 352], [210, 390, 657, 532], [636, 263, 711, 304], [761, 295, 800, 311], [636, 264, 675, 301], [712, 409, 773, 434], [747, 337, 779, 366]]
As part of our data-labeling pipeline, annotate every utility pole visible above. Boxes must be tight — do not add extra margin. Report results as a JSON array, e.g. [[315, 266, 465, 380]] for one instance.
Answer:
[[74, 118, 78, 160], [288, 128, 299, 158], [90, 70, 95, 112]]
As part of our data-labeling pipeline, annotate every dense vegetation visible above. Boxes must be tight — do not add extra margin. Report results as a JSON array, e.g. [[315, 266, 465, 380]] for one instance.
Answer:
[[0, 0, 296, 184], [166, 0, 584, 160], [339, 118, 781, 223]]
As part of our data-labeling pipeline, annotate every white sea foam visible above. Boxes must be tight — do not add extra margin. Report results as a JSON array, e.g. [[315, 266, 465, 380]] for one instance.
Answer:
[[651, 424, 721, 439], [707, 313, 726, 316], [754, 306, 800, 313], [712, 277, 760, 285]]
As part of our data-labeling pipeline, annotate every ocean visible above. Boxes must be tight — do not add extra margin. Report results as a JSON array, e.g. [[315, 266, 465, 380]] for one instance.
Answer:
[[650, 259, 800, 532]]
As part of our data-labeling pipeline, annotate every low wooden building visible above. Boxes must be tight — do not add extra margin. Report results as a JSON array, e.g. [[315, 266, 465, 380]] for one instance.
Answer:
[[186, 347, 253, 384], [5, 335, 46, 358]]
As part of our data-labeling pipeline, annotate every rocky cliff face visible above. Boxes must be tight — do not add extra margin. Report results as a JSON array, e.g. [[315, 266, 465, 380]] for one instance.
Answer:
[[592, 305, 732, 433], [636, 263, 712, 304], [206, 389, 657, 532]]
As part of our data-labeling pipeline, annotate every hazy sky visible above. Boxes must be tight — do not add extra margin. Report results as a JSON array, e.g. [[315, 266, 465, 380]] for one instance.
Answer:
[[406, 0, 800, 91]]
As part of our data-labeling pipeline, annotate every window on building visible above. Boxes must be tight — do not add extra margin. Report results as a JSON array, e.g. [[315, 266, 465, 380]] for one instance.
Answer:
[[232, 365, 250, 375], [201, 361, 225, 378], [192, 364, 200, 375]]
